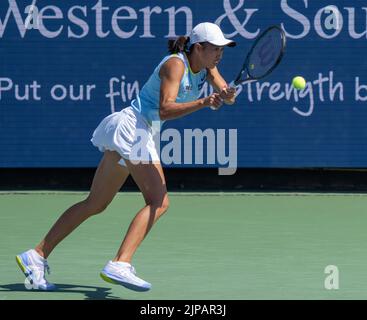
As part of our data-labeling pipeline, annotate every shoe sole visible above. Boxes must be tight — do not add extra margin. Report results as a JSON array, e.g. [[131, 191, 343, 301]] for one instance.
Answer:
[[99, 272, 151, 292], [16, 255, 28, 276], [15, 255, 35, 287], [100, 272, 118, 285]]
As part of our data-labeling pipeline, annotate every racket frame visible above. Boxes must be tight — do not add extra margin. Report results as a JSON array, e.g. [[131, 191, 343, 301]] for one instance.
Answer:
[[234, 25, 287, 86]]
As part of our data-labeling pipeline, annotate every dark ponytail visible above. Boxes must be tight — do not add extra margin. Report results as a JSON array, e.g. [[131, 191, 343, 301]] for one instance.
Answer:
[[168, 36, 190, 54]]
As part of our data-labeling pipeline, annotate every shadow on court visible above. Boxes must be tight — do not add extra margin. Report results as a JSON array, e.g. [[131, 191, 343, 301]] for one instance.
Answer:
[[0, 283, 124, 300]]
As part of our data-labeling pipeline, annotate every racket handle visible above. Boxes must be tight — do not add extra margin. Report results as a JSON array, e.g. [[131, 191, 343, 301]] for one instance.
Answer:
[[210, 103, 223, 111]]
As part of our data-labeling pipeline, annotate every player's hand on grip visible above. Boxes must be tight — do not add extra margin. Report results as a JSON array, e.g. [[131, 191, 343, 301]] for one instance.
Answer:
[[204, 93, 224, 110], [220, 86, 236, 105]]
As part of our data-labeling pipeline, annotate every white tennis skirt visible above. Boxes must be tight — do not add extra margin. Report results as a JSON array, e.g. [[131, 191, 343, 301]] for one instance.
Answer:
[[90, 106, 160, 167]]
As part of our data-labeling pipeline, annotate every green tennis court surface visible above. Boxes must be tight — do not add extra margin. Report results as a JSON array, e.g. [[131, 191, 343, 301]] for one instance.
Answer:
[[1, 192, 367, 300]]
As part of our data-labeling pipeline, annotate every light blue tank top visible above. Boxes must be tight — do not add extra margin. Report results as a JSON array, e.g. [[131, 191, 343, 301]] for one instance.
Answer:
[[131, 52, 207, 126]]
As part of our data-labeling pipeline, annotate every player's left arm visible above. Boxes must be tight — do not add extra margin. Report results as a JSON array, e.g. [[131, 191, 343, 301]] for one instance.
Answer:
[[206, 67, 236, 105]]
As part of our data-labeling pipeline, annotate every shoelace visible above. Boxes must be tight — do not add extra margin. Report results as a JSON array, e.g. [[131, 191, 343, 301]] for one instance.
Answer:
[[129, 266, 136, 275], [44, 262, 51, 275], [116, 265, 137, 276]]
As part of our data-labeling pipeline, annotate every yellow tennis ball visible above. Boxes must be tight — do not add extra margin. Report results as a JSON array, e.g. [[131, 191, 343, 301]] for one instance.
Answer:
[[292, 76, 306, 90]]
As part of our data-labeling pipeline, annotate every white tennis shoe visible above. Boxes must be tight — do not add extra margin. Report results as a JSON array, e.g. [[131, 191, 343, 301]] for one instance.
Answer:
[[16, 249, 56, 291], [100, 260, 151, 292]]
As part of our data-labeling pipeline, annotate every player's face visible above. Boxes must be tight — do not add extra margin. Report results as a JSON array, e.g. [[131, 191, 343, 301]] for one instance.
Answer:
[[200, 43, 224, 69]]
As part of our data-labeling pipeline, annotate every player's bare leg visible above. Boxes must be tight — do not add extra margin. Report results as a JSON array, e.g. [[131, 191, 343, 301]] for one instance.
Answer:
[[35, 150, 129, 259], [100, 160, 169, 292], [113, 160, 169, 263]]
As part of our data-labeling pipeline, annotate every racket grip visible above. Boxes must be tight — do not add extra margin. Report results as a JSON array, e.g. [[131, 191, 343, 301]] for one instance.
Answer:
[[210, 100, 224, 111]]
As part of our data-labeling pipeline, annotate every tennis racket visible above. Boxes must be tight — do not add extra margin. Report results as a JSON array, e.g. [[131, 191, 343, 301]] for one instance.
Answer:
[[234, 25, 286, 86], [212, 25, 286, 109]]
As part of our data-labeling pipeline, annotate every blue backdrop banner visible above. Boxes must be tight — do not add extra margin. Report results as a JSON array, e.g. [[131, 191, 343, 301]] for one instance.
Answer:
[[1, 0, 366, 168]]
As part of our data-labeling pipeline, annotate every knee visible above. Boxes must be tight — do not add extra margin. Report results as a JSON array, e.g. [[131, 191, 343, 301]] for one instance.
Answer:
[[151, 195, 170, 216], [160, 195, 170, 214], [83, 197, 110, 216]]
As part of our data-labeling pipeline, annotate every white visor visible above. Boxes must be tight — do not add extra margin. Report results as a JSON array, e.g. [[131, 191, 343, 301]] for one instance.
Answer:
[[189, 22, 236, 48]]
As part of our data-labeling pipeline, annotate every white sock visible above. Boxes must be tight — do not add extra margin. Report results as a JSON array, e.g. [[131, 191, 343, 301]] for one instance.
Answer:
[[29, 249, 46, 263], [110, 260, 131, 267]]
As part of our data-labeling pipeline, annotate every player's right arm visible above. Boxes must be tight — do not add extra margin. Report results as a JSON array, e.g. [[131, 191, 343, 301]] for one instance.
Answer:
[[159, 58, 223, 121], [206, 67, 236, 105]]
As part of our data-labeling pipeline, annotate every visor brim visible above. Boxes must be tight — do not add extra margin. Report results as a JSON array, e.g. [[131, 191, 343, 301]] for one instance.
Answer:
[[208, 39, 237, 47]]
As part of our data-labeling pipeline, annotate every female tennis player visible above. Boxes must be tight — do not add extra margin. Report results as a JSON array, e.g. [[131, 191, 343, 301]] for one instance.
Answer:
[[16, 22, 236, 292]]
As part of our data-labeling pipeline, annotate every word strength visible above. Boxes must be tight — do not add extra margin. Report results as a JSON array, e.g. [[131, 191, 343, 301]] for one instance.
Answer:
[[226, 71, 367, 117], [235, 71, 346, 117]]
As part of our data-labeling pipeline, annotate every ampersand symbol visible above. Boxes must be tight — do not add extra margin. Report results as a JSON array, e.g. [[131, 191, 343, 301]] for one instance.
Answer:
[[215, 0, 260, 39]]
